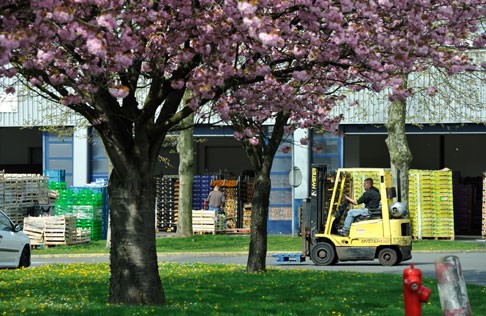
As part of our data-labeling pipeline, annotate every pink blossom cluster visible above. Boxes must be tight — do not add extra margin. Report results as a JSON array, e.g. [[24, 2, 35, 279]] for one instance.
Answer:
[[0, 0, 484, 135]]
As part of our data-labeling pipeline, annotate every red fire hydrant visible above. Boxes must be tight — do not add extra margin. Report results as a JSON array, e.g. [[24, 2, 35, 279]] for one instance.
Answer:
[[403, 263, 432, 316]]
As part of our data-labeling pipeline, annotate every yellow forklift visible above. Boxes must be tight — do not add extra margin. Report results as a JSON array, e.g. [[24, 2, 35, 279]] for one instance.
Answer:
[[299, 165, 412, 266]]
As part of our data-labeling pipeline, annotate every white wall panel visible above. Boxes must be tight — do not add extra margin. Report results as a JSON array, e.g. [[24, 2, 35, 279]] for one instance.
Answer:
[[333, 68, 486, 125], [0, 80, 81, 127], [3, 64, 486, 128]]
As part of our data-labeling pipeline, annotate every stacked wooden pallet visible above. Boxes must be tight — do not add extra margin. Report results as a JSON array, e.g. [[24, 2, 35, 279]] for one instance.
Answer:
[[22, 216, 45, 245], [43, 216, 77, 245], [192, 210, 224, 234], [74, 228, 92, 244], [0, 171, 49, 225], [23, 216, 90, 246]]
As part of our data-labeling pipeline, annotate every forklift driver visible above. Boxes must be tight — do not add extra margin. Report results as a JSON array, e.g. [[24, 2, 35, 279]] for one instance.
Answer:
[[338, 178, 381, 236]]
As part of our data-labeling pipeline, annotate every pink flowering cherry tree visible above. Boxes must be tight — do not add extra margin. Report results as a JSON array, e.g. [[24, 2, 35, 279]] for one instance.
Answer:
[[1, 0, 484, 306], [202, 0, 485, 274]]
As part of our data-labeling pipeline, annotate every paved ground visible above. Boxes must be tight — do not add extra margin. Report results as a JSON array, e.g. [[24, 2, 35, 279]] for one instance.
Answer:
[[31, 250, 486, 286]]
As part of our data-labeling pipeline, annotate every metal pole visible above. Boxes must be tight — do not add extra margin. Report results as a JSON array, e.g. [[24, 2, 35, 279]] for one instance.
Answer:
[[435, 255, 472, 316], [291, 139, 295, 237]]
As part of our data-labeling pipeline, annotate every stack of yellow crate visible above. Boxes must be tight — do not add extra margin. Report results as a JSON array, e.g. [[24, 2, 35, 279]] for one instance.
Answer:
[[433, 170, 454, 238], [211, 179, 239, 226], [349, 170, 391, 208], [409, 169, 454, 240], [409, 170, 434, 238]]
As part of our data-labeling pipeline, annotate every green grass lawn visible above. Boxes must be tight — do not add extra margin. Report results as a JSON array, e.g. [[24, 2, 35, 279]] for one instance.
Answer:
[[31, 234, 486, 255], [1, 262, 485, 315]]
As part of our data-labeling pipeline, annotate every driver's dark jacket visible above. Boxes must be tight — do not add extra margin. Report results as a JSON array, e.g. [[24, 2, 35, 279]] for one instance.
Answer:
[[357, 187, 380, 209]]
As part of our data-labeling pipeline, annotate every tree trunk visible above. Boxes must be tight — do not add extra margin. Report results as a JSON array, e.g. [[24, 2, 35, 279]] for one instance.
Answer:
[[106, 149, 113, 249], [176, 111, 195, 237], [385, 97, 413, 208], [108, 168, 165, 305], [247, 169, 272, 272], [242, 111, 290, 273], [95, 85, 188, 306]]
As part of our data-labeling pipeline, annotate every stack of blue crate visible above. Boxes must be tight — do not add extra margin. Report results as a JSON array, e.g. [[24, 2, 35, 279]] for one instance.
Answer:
[[44, 169, 66, 192], [44, 169, 66, 182], [192, 175, 215, 210]]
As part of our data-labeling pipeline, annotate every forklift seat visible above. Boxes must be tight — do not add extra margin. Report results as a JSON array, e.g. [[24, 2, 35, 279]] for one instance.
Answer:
[[355, 207, 382, 221]]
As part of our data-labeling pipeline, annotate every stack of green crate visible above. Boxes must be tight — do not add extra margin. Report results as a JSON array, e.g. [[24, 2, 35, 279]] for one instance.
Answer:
[[48, 181, 67, 191], [53, 189, 75, 216], [54, 188, 103, 241], [408, 169, 454, 239], [74, 189, 103, 241]]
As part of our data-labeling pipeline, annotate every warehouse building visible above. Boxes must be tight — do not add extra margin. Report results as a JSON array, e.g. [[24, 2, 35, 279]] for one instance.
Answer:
[[1, 75, 485, 236]]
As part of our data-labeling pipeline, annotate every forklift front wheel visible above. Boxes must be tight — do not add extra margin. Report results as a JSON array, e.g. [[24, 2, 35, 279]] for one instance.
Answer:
[[378, 247, 399, 266], [310, 242, 336, 266]]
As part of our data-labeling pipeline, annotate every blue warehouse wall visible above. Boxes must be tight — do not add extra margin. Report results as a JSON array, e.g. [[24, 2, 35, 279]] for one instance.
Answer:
[[268, 141, 293, 234], [88, 128, 109, 183], [311, 131, 343, 171], [42, 127, 344, 235], [43, 131, 74, 187]]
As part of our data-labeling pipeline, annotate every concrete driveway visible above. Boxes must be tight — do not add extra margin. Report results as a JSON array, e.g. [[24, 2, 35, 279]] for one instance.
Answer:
[[31, 250, 486, 286]]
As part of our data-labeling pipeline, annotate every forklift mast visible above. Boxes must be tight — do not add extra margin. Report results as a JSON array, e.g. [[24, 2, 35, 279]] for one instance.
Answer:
[[312, 164, 327, 233], [301, 164, 328, 242]]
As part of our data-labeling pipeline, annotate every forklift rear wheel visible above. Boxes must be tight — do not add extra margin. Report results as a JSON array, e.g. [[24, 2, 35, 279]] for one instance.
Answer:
[[378, 248, 398, 266], [310, 243, 336, 266]]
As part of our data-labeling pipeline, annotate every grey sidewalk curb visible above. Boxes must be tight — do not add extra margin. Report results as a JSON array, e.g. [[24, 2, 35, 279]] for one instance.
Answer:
[[32, 251, 248, 259], [31, 249, 486, 259]]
